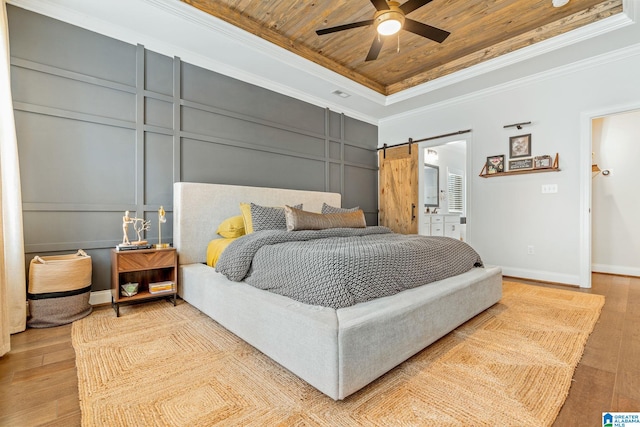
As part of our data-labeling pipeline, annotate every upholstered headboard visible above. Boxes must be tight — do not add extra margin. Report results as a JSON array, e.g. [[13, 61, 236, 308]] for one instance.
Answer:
[[173, 182, 342, 265]]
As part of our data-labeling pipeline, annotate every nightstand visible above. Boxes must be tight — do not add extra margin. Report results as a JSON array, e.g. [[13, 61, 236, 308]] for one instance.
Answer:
[[111, 247, 177, 317]]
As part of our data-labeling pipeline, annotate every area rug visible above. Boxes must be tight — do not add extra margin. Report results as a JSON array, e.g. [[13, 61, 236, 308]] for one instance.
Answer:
[[72, 282, 604, 426]]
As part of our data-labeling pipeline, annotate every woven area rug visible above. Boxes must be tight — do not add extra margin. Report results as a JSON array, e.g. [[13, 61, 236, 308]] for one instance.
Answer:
[[72, 282, 604, 426]]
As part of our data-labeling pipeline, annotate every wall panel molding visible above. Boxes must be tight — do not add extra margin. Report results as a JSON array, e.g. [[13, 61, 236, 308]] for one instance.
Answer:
[[10, 56, 137, 93], [12, 102, 136, 129], [9, 6, 378, 292]]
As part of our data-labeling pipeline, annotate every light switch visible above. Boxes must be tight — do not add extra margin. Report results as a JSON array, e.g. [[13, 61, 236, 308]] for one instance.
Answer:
[[541, 184, 558, 194]]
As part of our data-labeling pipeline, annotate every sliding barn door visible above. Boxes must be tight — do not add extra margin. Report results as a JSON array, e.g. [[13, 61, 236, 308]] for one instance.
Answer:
[[379, 145, 418, 234]]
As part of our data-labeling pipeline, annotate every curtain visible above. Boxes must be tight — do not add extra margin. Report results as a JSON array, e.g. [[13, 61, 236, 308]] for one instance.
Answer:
[[1, 0, 26, 356], [0, 176, 7, 356]]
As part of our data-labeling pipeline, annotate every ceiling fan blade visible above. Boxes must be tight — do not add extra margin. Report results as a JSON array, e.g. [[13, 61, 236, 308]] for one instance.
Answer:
[[403, 18, 450, 43], [365, 36, 384, 61], [316, 19, 374, 36], [370, 0, 390, 11], [400, 0, 434, 15]]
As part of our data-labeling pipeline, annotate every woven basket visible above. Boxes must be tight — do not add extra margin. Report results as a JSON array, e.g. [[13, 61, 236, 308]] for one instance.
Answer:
[[27, 249, 93, 328]]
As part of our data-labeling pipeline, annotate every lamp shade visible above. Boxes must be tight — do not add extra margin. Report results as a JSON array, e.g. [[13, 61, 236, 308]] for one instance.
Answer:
[[377, 19, 402, 35], [374, 4, 405, 36]]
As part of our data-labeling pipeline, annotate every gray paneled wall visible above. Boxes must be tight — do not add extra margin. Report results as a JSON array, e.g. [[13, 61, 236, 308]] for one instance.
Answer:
[[8, 6, 378, 292]]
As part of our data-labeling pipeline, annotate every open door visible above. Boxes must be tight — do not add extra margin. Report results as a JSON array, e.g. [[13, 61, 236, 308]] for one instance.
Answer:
[[379, 145, 418, 234]]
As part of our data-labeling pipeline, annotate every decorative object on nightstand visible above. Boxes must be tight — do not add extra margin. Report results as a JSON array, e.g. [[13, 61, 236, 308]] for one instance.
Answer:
[[118, 211, 152, 250], [149, 280, 174, 294], [154, 206, 170, 249], [120, 282, 138, 297], [132, 216, 151, 245], [122, 211, 133, 245]]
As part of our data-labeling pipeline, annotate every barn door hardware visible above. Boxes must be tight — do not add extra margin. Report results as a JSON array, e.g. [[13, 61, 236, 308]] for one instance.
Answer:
[[376, 129, 472, 156]]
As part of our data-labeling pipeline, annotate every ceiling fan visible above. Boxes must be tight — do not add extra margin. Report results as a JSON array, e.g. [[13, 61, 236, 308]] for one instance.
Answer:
[[315, 0, 450, 62]]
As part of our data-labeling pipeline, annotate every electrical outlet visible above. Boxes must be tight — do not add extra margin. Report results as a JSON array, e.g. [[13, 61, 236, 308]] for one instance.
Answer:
[[527, 245, 535, 255]]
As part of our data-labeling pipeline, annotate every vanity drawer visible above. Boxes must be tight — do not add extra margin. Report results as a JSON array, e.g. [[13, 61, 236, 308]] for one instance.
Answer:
[[430, 215, 444, 224], [431, 224, 444, 235]]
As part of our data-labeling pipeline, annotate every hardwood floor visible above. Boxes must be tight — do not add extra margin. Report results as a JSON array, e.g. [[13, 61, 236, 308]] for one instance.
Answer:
[[0, 321, 83, 426], [550, 273, 640, 426], [0, 273, 638, 426]]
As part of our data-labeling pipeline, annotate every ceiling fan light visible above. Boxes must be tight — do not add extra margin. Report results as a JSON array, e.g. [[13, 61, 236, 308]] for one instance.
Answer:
[[377, 18, 402, 36], [375, 8, 405, 36], [552, 0, 569, 7]]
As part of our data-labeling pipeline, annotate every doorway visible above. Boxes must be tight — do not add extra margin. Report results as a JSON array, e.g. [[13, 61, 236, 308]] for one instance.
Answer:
[[580, 103, 640, 288], [418, 135, 471, 241], [591, 109, 640, 276]]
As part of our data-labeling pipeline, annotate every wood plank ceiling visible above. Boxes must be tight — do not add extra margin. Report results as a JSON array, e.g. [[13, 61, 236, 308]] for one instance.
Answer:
[[181, 0, 622, 95]]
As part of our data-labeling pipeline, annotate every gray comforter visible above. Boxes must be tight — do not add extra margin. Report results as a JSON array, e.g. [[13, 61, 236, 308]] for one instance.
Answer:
[[216, 226, 483, 309]]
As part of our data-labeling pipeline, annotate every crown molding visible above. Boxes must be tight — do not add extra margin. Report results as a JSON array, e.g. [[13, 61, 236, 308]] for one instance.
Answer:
[[141, 0, 633, 109], [380, 42, 640, 124], [140, 0, 635, 109], [385, 10, 633, 106]]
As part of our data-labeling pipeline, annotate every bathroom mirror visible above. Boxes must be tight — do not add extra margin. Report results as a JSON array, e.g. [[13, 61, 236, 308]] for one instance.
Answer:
[[424, 164, 439, 208]]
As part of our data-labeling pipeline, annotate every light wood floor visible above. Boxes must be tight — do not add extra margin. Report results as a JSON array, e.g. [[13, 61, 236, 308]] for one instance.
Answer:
[[0, 273, 638, 426]]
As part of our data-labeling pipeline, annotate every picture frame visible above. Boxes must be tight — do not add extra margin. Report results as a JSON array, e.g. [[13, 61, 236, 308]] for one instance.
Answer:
[[509, 158, 533, 171], [486, 154, 505, 174], [534, 155, 552, 169], [509, 134, 532, 158]]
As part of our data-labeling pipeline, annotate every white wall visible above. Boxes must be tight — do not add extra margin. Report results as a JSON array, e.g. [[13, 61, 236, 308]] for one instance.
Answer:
[[379, 49, 640, 285], [592, 110, 640, 276]]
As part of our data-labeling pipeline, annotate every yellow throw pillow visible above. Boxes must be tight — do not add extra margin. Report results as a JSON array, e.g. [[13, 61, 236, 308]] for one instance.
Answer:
[[239, 203, 254, 234], [206, 238, 237, 267], [216, 215, 245, 238]]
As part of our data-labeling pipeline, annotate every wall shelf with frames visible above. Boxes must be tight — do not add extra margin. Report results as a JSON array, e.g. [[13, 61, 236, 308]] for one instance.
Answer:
[[479, 153, 559, 178]]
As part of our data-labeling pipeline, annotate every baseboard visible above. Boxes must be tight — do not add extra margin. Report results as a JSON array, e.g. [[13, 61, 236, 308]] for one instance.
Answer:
[[89, 290, 112, 306], [592, 264, 640, 277], [500, 267, 581, 287]]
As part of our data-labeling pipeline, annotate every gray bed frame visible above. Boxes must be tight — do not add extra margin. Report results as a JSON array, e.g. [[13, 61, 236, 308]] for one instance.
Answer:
[[174, 182, 502, 400]]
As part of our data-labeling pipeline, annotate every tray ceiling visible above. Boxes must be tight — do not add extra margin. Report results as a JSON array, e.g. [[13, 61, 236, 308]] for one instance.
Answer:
[[180, 0, 622, 96]]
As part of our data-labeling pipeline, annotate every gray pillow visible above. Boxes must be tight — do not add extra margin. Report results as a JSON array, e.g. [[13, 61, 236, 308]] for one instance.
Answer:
[[251, 203, 302, 232], [321, 202, 360, 214]]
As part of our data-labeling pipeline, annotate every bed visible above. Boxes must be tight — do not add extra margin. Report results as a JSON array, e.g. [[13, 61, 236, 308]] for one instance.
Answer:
[[174, 182, 502, 400]]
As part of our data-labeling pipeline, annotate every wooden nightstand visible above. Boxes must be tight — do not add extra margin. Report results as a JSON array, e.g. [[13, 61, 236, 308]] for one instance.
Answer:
[[111, 247, 177, 317]]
